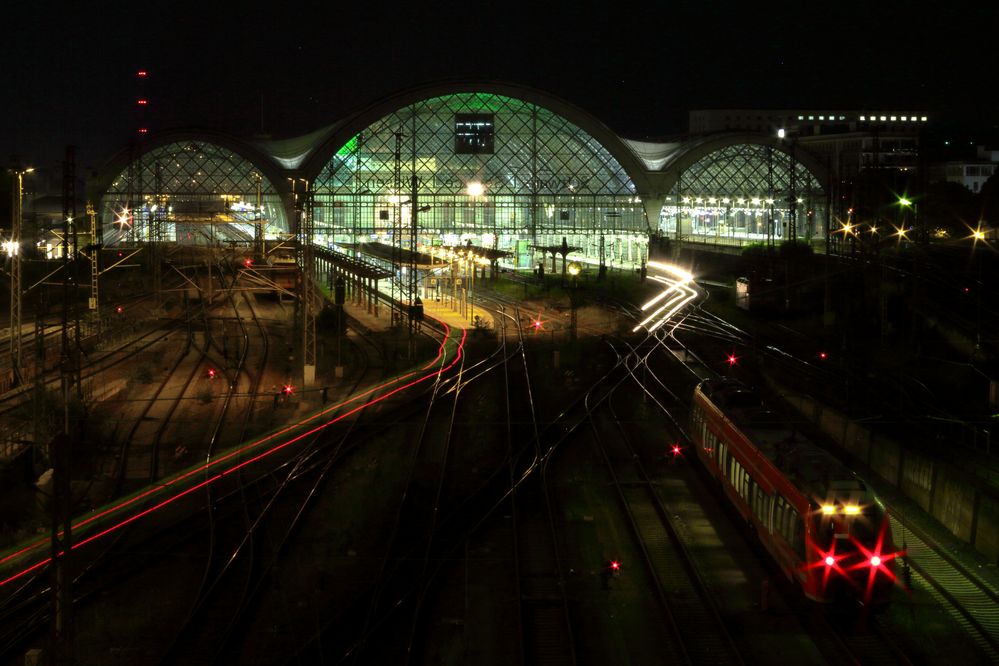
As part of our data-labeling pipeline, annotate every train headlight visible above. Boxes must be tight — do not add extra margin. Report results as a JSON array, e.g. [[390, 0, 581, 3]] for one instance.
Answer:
[[821, 504, 836, 515], [844, 505, 861, 516]]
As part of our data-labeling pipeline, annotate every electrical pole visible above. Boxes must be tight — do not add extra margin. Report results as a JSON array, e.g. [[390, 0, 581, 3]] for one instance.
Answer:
[[299, 180, 316, 386], [8, 166, 29, 386]]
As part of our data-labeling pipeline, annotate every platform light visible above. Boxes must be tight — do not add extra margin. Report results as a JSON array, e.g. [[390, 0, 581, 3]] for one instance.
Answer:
[[777, 128, 786, 138], [466, 181, 484, 197]]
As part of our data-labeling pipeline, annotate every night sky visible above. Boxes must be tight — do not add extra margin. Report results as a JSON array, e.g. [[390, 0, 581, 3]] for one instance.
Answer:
[[3, 0, 997, 171]]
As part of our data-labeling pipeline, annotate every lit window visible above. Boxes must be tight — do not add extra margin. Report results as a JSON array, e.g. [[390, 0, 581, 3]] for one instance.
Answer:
[[454, 113, 495, 155]]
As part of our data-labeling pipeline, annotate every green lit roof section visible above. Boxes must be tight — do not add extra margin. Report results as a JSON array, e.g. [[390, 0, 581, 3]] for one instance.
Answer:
[[316, 92, 636, 197]]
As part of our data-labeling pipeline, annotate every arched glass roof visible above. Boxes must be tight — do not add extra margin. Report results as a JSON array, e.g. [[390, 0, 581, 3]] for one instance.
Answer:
[[315, 92, 637, 199], [661, 143, 827, 243], [101, 140, 288, 244]]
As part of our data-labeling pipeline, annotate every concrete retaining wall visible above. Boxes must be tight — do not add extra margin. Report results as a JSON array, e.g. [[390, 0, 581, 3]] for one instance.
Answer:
[[774, 386, 999, 564]]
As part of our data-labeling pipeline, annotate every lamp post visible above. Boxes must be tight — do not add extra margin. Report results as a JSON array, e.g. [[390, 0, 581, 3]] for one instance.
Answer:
[[7, 166, 33, 385], [568, 261, 581, 340]]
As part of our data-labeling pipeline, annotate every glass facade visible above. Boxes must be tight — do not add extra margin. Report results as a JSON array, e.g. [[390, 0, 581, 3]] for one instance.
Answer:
[[312, 93, 646, 270], [100, 141, 287, 246], [660, 143, 826, 245]]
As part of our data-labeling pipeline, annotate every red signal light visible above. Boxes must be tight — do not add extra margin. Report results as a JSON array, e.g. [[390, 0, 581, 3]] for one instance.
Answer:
[[726, 353, 738, 367], [870, 555, 881, 567], [282, 384, 293, 396], [670, 444, 682, 457], [243, 258, 253, 268], [825, 556, 835, 567], [115, 306, 124, 314], [610, 560, 620, 571], [819, 351, 827, 360], [207, 368, 216, 379]]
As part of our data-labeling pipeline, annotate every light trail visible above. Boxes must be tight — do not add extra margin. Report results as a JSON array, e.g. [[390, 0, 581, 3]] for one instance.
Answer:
[[632, 263, 698, 332], [0, 318, 466, 588]]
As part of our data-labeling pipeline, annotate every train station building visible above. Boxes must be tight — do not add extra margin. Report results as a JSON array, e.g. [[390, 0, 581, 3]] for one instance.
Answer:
[[92, 82, 835, 272]]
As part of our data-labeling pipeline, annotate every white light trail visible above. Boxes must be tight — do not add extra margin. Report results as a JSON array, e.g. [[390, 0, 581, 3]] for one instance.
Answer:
[[632, 262, 698, 332]]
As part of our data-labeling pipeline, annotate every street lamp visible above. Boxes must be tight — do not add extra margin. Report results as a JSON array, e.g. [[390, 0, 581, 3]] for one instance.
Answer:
[[898, 195, 918, 242]]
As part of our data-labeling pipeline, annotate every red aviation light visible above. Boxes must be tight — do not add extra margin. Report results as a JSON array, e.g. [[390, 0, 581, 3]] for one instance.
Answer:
[[115, 306, 124, 315]]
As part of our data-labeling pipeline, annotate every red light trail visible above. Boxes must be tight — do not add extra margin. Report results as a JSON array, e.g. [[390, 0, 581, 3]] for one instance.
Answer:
[[0, 318, 465, 587]]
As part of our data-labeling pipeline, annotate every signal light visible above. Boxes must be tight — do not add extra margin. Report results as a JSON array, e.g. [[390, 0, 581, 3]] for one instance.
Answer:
[[670, 444, 682, 458], [531, 313, 545, 333], [726, 353, 738, 367], [282, 384, 293, 396], [207, 368, 216, 379], [825, 556, 835, 567], [963, 287, 970, 294], [870, 555, 881, 567], [243, 258, 253, 268], [819, 351, 828, 360], [115, 305, 124, 315]]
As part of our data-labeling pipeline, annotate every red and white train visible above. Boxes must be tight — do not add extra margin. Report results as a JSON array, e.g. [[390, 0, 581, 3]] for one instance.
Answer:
[[690, 377, 900, 604]]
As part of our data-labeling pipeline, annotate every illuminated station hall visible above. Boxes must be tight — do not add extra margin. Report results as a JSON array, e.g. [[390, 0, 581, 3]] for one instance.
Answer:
[[93, 83, 834, 304]]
